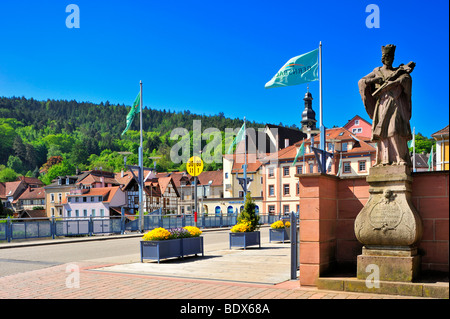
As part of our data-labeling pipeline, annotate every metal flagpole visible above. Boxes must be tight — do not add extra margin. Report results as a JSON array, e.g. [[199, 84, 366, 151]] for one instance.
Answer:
[[319, 41, 325, 154], [243, 116, 247, 198], [139, 80, 144, 232]]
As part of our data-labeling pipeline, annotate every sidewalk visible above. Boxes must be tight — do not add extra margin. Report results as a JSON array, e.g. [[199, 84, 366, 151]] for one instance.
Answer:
[[0, 233, 435, 300]]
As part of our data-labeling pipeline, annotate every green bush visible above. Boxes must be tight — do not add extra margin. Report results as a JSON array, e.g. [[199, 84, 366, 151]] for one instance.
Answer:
[[237, 193, 260, 232]]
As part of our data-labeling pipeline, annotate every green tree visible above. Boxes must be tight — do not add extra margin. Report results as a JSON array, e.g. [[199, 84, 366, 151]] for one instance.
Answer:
[[40, 160, 75, 185], [7, 155, 23, 174], [237, 193, 260, 232], [12, 135, 26, 162], [0, 167, 18, 182], [412, 133, 436, 154]]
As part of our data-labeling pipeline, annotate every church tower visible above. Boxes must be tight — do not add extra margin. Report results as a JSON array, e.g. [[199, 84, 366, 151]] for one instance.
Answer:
[[300, 90, 317, 136]]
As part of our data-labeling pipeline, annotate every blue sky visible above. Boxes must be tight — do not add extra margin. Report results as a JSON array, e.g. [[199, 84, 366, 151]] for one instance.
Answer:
[[0, 0, 448, 138]]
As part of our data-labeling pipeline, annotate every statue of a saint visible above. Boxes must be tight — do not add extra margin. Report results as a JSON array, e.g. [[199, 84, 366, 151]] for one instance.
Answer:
[[358, 44, 415, 166]]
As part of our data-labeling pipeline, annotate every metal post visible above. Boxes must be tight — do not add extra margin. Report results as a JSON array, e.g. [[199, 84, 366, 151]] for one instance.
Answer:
[[6, 215, 11, 243], [139, 80, 144, 232], [51, 215, 55, 239], [194, 176, 198, 227], [121, 207, 125, 234], [290, 212, 298, 280], [243, 116, 247, 198]]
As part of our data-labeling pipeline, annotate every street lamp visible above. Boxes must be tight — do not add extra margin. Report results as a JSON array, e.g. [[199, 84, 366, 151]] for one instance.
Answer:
[[201, 180, 213, 215]]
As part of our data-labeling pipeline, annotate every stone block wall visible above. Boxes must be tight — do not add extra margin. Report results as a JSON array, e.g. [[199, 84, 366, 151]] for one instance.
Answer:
[[297, 171, 449, 286]]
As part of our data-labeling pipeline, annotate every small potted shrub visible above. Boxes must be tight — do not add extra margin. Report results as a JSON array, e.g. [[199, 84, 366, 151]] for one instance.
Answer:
[[269, 220, 291, 243], [141, 226, 203, 263], [229, 193, 261, 249]]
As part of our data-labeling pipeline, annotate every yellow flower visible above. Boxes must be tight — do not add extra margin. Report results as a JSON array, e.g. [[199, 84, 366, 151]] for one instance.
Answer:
[[184, 226, 202, 237], [231, 220, 252, 233], [271, 220, 290, 229], [142, 227, 171, 241]]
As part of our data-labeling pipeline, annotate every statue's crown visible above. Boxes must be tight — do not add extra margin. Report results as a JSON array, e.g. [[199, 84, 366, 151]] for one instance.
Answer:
[[382, 44, 396, 55]]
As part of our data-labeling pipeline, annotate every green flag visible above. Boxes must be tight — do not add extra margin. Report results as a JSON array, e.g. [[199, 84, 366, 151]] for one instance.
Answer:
[[121, 93, 140, 136], [292, 141, 305, 166], [265, 49, 319, 89], [227, 122, 246, 154], [336, 154, 343, 177], [428, 148, 433, 171]]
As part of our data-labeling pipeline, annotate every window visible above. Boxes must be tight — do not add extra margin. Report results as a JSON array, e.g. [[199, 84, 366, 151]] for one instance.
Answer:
[[98, 196, 103, 202], [342, 142, 348, 151], [225, 172, 228, 179], [51, 194, 55, 203], [91, 197, 95, 202], [100, 209, 104, 217], [283, 205, 290, 214], [296, 182, 300, 195], [309, 163, 314, 173], [83, 209, 87, 217], [91, 209, 95, 217], [75, 197, 79, 203], [296, 165, 303, 174], [58, 193, 62, 202], [268, 185, 275, 196], [343, 161, 351, 173], [283, 184, 290, 196], [51, 208, 55, 217], [358, 160, 367, 172], [355, 119, 360, 125], [283, 166, 289, 176], [67, 210, 72, 217], [238, 191, 244, 198], [268, 205, 275, 215], [268, 167, 274, 177], [296, 204, 300, 213], [75, 210, 79, 217], [83, 197, 87, 202], [68, 197, 71, 203]]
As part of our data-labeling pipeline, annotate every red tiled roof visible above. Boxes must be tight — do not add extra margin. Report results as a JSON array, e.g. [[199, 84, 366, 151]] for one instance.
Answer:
[[4, 181, 24, 198], [67, 186, 121, 203], [16, 187, 45, 200], [274, 127, 375, 161], [197, 170, 223, 186], [431, 125, 449, 137]]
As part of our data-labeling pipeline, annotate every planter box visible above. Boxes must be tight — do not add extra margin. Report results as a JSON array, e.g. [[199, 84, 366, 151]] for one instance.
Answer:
[[269, 228, 290, 243], [182, 236, 204, 257], [140, 237, 203, 263], [229, 231, 260, 250]]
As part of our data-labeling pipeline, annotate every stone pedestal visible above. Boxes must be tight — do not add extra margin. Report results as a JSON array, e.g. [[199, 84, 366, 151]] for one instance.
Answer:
[[357, 247, 421, 282], [354, 166, 423, 282]]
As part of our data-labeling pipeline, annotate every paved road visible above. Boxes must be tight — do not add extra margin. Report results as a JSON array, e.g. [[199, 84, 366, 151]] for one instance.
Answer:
[[0, 228, 270, 277]]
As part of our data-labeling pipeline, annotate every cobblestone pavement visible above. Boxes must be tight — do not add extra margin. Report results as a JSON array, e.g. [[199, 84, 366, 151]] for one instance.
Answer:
[[0, 260, 430, 300]]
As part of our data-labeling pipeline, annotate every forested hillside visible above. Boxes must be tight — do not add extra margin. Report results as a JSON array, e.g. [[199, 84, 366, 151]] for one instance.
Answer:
[[0, 96, 269, 184]]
